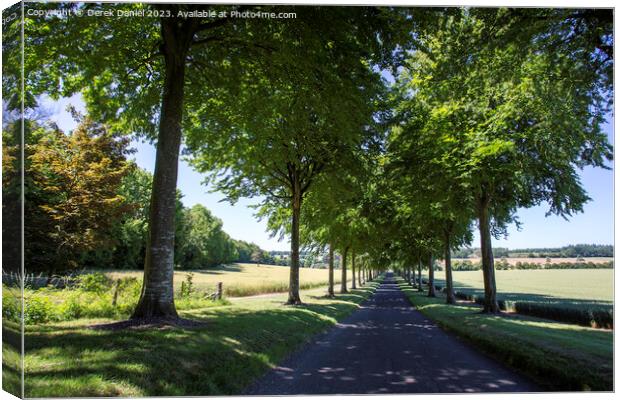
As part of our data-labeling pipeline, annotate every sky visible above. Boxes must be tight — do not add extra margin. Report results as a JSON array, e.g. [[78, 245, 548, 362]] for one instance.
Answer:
[[44, 93, 614, 252]]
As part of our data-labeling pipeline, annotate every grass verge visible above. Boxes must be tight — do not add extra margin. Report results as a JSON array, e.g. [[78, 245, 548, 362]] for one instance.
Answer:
[[15, 282, 380, 397], [397, 280, 612, 391]]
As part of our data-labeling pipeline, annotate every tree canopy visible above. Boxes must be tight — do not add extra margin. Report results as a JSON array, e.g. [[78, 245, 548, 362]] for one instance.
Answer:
[[11, 4, 613, 319]]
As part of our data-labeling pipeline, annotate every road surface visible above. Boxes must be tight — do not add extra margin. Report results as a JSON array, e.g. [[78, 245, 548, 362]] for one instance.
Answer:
[[245, 273, 539, 395]]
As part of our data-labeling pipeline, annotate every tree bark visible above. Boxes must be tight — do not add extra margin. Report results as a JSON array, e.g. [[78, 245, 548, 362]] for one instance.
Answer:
[[427, 253, 436, 297], [132, 19, 191, 319], [286, 172, 303, 304], [444, 229, 456, 304], [340, 246, 349, 293], [417, 257, 423, 292], [478, 196, 499, 312], [351, 248, 357, 289], [328, 244, 335, 297]]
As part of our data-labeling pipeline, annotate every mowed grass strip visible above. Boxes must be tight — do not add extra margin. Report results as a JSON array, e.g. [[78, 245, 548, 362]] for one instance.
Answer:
[[397, 281, 613, 391], [104, 263, 349, 297], [19, 282, 380, 397]]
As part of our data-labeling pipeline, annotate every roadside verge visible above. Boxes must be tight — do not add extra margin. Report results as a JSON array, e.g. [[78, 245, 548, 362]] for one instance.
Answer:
[[397, 279, 612, 391]]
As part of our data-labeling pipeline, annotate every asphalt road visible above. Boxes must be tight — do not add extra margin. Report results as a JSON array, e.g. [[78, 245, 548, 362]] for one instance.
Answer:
[[245, 273, 539, 395]]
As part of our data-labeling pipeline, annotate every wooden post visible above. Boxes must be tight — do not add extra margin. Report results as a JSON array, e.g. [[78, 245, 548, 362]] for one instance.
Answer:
[[112, 279, 120, 307], [216, 282, 223, 300]]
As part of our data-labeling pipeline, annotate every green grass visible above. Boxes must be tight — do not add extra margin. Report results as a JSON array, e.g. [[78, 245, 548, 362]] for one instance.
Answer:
[[427, 268, 613, 310], [2, 321, 22, 397], [6, 264, 357, 325], [398, 280, 613, 391], [13, 282, 380, 397], [104, 263, 350, 297]]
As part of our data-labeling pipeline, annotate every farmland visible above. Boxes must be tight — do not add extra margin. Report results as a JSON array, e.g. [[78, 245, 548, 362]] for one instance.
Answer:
[[102, 263, 345, 297], [430, 268, 613, 303], [423, 269, 613, 326]]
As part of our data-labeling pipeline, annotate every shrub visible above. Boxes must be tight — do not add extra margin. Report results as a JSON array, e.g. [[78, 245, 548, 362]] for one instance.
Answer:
[[2, 288, 21, 322], [24, 295, 56, 324], [180, 272, 195, 298], [452, 260, 481, 271], [451, 289, 613, 329], [513, 302, 613, 329], [77, 272, 112, 292]]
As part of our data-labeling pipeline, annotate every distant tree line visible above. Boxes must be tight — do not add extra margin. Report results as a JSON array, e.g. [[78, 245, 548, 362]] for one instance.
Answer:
[[452, 259, 613, 271], [2, 116, 272, 275], [452, 244, 613, 259]]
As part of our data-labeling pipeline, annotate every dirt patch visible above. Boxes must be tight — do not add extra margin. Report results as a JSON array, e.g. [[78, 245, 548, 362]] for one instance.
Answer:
[[89, 317, 208, 331]]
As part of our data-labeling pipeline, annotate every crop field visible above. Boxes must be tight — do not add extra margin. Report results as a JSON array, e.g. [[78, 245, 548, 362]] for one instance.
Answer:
[[104, 263, 345, 297], [452, 257, 613, 265], [426, 269, 613, 311]]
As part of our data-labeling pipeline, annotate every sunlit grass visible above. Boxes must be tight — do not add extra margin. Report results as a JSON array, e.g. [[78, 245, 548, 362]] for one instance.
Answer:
[[398, 281, 612, 391], [16, 283, 379, 397], [103, 263, 349, 297], [428, 269, 613, 302]]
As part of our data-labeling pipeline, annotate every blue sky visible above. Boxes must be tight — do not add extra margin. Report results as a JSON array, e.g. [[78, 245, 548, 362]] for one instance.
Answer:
[[45, 94, 614, 252]]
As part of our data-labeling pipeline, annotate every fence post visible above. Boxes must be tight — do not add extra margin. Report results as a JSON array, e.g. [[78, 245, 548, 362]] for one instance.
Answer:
[[216, 282, 223, 300], [112, 279, 120, 306]]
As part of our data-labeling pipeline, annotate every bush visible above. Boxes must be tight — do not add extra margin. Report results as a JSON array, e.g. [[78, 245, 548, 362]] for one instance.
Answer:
[[452, 260, 481, 271], [512, 302, 613, 329], [2, 288, 21, 322], [24, 295, 56, 324], [77, 272, 112, 292], [2, 273, 233, 325], [451, 289, 613, 329]]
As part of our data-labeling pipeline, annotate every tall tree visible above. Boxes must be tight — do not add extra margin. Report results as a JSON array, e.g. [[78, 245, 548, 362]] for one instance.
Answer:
[[23, 116, 131, 273], [340, 246, 350, 294], [28, 2, 306, 318], [393, 9, 613, 311], [185, 7, 411, 304]]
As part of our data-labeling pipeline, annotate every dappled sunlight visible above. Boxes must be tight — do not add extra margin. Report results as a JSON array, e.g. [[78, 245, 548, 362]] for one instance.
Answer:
[[246, 274, 537, 395], [20, 283, 378, 397], [399, 276, 612, 390]]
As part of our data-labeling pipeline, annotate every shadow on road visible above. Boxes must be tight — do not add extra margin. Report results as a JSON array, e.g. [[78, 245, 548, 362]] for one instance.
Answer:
[[245, 273, 539, 395]]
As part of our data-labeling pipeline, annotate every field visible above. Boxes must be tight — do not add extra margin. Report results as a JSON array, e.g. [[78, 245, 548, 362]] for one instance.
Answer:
[[452, 257, 613, 265], [398, 281, 613, 391], [418, 268, 613, 328], [4, 284, 379, 397], [103, 263, 348, 297], [427, 269, 613, 304]]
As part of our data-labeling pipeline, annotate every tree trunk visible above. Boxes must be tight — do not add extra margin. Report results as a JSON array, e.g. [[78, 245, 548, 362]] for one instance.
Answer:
[[351, 248, 357, 289], [417, 257, 423, 292], [358, 260, 363, 286], [444, 230, 456, 304], [341, 246, 349, 293], [132, 20, 190, 319], [427, 253, 436, 297], [478, 196, 499, 312], [328, 244, 335, 297], [286, 173, 302, 305]]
